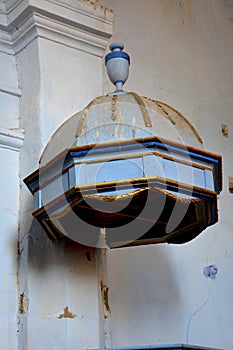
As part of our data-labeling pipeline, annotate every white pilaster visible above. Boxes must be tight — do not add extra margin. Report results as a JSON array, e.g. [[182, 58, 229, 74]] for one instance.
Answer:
[[12, 1, 113, 350]]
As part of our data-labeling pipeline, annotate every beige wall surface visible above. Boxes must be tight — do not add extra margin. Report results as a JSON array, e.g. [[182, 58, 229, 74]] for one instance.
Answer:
[[100, 0, 233, 349]]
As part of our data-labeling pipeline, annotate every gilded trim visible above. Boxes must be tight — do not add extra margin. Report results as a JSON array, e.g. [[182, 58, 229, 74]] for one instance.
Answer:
[[129, 92, 152, 127], [75, 96, 103, 138]]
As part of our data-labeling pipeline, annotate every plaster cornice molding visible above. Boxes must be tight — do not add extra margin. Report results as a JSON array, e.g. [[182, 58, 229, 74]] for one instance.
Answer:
[[0, 126, 24, 151], [0, 0, 113, 56]]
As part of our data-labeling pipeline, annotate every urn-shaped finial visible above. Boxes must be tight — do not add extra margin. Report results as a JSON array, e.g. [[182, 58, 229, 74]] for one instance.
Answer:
[[105, 42, 130, 94]]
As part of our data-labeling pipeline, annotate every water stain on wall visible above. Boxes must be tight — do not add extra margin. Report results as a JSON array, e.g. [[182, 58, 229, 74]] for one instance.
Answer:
[[221, 123, 229, 138], [19, 292, 29, 314]]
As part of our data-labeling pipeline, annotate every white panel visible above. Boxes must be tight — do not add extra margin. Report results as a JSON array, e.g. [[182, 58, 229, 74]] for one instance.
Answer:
[[75, 163, 88, 186], [96, 158, 143, 183], [204, 169, 215, 191], [162, 158, 178, 181], [42, 176, 66, 206], [68, 166, 76, 187], [143, 154, 163, 178], [192, 167, 206, 189]]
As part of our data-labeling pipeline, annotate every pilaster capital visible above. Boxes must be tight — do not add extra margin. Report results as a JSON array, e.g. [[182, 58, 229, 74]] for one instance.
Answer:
[[0, 0, 113, 56]]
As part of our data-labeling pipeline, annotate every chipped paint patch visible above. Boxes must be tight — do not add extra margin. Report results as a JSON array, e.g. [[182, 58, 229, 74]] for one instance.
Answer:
[[19, 292, 29, 314], [83, 0, 99, 5], [221, 123, 229, 138], [85, 251, 92, 261], [58, 306, 77, 319], [100, 280, 111, 318]]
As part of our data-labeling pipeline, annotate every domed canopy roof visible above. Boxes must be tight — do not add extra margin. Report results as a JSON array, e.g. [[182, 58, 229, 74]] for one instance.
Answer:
[[40, 92, 203, 165], [41, 42, 203, 165]]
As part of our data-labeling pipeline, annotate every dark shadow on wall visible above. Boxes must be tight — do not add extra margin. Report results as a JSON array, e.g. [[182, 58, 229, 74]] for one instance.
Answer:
[[27, 219, 97, 271]]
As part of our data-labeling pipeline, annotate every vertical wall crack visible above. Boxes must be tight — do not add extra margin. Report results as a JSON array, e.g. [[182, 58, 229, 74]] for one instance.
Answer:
[[186, 289, 210, 343]]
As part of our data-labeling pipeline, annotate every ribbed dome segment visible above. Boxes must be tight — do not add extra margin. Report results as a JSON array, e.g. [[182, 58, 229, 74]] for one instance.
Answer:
[[40, 92, 202, 165]]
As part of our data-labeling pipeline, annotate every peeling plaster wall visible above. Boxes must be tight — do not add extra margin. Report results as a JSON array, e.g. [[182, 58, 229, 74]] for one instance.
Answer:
[[17, 23, 111, 350], [0, 0, 233, 349], [0, 146, 20, 350], [0, 2, 23, 348], [99, 0, 233, 349]]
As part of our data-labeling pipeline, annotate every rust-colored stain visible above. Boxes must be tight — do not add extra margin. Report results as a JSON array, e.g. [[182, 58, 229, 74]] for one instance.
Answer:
[[221, 123, 229, 138], [229, 176, 233, 193], [58, 306, 77, 319], [100, 280, 111, 318], [19, 292, 29, 314], [157, 102, 176, 125], [83, 0, 98, 6]]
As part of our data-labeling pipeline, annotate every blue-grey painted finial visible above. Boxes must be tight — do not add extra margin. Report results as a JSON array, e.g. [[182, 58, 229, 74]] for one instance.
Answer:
[[105, 42, 130, 94]]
